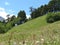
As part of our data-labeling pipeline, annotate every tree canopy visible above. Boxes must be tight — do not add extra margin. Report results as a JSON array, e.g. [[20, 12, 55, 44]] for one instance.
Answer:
[[30, 0, 60, 19], [18, 10, 26, 21]]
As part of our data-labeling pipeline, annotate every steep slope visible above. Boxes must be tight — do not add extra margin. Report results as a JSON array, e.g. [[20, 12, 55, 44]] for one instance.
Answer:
[[0, 14, 60, 45]]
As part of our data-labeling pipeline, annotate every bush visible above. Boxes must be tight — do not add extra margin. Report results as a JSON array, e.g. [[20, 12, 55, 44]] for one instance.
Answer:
[[0, 23, 6, 33], [46, 12, 60, 23]]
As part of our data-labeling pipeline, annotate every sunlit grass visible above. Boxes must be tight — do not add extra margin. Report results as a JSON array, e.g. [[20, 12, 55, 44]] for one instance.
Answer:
[[0, 14, 60, 45]]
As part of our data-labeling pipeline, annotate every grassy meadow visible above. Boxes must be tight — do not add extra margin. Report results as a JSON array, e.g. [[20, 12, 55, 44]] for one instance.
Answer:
[[0, 14, 60, 45]]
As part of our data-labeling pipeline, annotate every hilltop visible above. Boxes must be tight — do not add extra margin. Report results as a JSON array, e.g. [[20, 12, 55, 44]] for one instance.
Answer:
[[0, 13, 60, 45]]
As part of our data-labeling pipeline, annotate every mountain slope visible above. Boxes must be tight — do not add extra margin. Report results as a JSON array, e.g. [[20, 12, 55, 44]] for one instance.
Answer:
[[0, 14, 60, 45], [0, 16, 5, 22]]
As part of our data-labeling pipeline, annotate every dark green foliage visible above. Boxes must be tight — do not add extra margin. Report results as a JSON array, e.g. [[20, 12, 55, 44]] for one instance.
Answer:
[[0, 16, 21, 33], [0, 10, 27, 34], [10, 15, 16, 21], [30, 0, 60, 19], [6, 14, 10, 22], [48, 0, 60, 12], [11, 18, 21, 26], [30, 9, 40, 18], [18, 10, 26, 21], [46, 12, 60, 23], [6, 17, 20, 29], [0, 22, 6, 33], [30, 5, 49, 19]]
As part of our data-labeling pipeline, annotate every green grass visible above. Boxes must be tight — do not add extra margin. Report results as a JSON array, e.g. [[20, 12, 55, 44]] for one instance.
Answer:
[[0, 13, 60, 45]]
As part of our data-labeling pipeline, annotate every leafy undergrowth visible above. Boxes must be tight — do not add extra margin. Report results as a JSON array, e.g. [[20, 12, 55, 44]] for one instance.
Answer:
[[0, 14, 60, 45]]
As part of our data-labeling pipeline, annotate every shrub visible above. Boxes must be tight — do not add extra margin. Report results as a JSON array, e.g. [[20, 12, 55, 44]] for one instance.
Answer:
[[46, 12, 60, 23], [0, 23, 6, 33]]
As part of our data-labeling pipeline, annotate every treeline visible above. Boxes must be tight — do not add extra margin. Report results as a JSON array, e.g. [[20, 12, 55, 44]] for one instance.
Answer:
[[30, 0, 60, 19]]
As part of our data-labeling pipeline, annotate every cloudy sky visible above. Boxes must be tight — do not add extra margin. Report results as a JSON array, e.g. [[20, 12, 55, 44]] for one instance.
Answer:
[[0, 0, 50, 19]]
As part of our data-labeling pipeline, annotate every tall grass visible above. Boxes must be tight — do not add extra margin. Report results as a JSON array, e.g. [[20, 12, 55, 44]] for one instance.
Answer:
[[0, 13, 60, 45]]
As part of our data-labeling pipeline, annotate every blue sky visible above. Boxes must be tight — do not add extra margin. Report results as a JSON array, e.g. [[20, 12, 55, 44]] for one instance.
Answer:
[[0, 0, 50, 19]]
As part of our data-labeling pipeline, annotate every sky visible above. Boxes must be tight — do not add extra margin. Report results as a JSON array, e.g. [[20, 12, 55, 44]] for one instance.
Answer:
[[0, 0, 50, 19]]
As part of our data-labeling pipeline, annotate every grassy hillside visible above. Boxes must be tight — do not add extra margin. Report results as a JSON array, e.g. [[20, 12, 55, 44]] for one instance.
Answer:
[[0, 14, 60, 45]]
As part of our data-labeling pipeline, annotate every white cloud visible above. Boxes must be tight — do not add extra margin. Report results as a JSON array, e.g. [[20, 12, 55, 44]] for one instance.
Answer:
[[9, 14, 15, 18], [0, 7, 8, 19], [5, 2, 10, 6], [0, 8, 5, 11], [26, 15, 31, 19], [0, 7, 15, 19]]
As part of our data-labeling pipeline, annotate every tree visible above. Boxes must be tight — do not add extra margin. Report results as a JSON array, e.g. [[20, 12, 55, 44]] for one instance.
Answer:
[[30, 9, 40, 19], [30, 0, 60, 19], [10, 15, 16, 21], [46, 12, 60, 23], [18, 10, 26, 22], [6, 14, 11, 22], [30, 5, 48, 19], [30, 7, 36, 12], [0, 22, 6, 33], [40, 5, 48, 15], [48, 0, 60, 12]]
